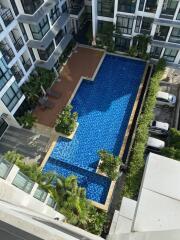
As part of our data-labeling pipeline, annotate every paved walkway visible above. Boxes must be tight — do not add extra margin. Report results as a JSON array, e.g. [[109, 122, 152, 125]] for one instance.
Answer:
[[33, 46, 104, 127]]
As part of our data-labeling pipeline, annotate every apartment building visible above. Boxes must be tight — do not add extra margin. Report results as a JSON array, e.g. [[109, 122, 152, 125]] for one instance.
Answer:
[[0, 0, 86, 136], [92, 0, 180, 67]]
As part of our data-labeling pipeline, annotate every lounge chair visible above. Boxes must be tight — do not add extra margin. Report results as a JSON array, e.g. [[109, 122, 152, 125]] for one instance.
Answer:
[[46, 88, 61, 98], [38, 97, 54, 109]]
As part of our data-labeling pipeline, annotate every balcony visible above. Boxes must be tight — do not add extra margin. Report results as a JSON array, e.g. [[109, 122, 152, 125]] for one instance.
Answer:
[[18, 0, 58, 24], [24, 59, 32, 71], [69, 0, 84, 16], [13, 37, 24, 52], [27, 13, 69, 50], [0, 8, 14, 26], [1, 47, 15, 64], [36, 34, 72, 70], [11, 67, 24, 83]]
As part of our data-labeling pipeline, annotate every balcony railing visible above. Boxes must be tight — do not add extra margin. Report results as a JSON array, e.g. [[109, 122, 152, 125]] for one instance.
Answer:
[[11, 68, 24, 83], [1, 47, 15, 64], [23, 59, 32, 71], [0, 8, 14, 26], [13, 37, 24, 52]]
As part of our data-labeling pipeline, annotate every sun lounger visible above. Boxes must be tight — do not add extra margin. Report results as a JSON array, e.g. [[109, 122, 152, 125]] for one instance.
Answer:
[[46, 88, 61, 98], [38, 97, 54, 109]]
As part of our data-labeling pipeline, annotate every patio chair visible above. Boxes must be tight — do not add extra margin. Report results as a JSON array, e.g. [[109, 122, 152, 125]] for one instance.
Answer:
[[38, 97, 54, 109], [46, 88, 61, 99]]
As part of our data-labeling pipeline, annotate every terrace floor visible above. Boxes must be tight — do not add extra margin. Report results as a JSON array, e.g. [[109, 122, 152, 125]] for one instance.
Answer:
[[33, 46, 104, 127]]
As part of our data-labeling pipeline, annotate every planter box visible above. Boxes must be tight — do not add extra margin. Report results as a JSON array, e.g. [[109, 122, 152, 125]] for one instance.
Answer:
[[56, 122, 79, 140]]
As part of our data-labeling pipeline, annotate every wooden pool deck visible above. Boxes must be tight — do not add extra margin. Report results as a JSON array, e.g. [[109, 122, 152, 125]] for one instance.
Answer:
[[33, 46, 104, 127]]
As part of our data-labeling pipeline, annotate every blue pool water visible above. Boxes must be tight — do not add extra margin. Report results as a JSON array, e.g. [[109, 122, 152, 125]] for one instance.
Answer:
[[44, 55, 145, 204]]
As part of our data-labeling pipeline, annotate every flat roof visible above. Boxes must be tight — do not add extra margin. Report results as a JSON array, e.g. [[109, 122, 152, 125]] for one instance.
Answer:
[[133, 153, 180, 232]]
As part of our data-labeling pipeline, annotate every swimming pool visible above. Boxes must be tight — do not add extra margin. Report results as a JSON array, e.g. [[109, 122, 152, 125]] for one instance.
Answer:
[[44, 55, 146, 204]]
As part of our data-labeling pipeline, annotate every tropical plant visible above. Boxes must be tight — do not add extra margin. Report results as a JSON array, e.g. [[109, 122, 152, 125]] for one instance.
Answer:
[[98, 150, 121, 180], [169, 128, 180, 149], [17, 112, 37, 129], [4, 150, 24, 164], [129, 34, 151, 59], [123, 58, 166, 199], [87, 207, 107, 235], [55, 104, 78, 136], [161, 147, 180, 161]]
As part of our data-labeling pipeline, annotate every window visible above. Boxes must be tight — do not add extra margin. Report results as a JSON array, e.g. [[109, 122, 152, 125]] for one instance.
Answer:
[[154, 25, 169, 41], [0, 119, 8, 138], [116, 16, 134, 35], [140, 17, 153, 34], [38, 41, 55, 61], [138, 0, 145, 11], [0, 58, 12, 90], [150, 46, 163, 59], [0, 158, 12, 179], [177, 10, 180, 20], [20, 0, 44, 14], [47, 196, 56, 208], [19, 23, 28, 42], [50, 4, 61, 25], [61, 2, 68, 13], [98, 0, 115, 17], [30, 16, 50, 40], [12, 171, 34, 193], [163, 48, 178, 62], [135, 16, 142, 33], [28, 48, 36, 62], [10, 0, 19, 16], [118, 0, 136, 13], [34, 187, 48, 202], [55, 30, 64, 45], [169, 27, 180, 44], [160, 0, 178, 19], [1, 82, 23, 111], [144, 0, 157, 13], [115, 37, 130, 51]]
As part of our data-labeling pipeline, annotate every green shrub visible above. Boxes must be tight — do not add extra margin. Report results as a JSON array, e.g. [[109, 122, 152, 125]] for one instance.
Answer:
[[169, 128, 180, 149], [55, 104, 78, 136], [17, 112, 37, 129], [98, 150, 121, 180], [123, 58, 166, 199], [161, 147, 180, 161]]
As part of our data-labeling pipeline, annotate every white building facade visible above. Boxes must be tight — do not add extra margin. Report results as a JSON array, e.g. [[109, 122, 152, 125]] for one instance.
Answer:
[[91, 0, 180, 67]]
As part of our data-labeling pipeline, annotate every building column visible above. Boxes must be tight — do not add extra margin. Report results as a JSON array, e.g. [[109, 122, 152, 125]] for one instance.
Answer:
[[92, 0, 98, 45], [174, 50, 180, 65], [155, 0, 164, 18]]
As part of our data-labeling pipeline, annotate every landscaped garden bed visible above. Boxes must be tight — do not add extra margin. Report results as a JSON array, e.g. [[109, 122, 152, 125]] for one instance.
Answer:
[[123, 58, 166, 199]]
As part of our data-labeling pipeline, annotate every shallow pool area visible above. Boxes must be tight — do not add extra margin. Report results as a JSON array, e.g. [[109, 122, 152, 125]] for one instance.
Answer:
[[44, 55, 146, 204]]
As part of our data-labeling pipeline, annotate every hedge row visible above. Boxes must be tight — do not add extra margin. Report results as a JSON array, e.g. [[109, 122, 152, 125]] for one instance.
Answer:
[[123, 58, 166, 199]]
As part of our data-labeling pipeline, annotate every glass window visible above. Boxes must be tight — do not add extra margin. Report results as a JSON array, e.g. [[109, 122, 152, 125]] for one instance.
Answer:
[[118, 0, 137, 13], [98, 0, 115, 17], [138, 0, 145, 11], [0, 158, 12, 179], [38, 41, 55, 61], [135, 16, 142, 33], [28, 48, 36, 62], [169, 27, 180, 44], [50, 4, 61, 25], [47, 196, 56, 208], [115, 36, 130, 51], [21, 0, 44, 14], [160, 0, 178, 19], [61, 2, 68, 13], [1, 82, 23, 111], [34, 187, 48, 202], [163, 48, 178, 62], [55, 30, 64, 45], [12, 171, 34, 193], [177, 10, 180, 20], [144, 0, 157, 13], [150, 46, 163, 59], [10, 0, 19, 16], [30, 16, 50, 40], [0, 58, 12, 90], [154, 25, 170, 41], [116, 16, 134, 35], [140, 17, 153, 34], [19, 23, 28, 42]]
